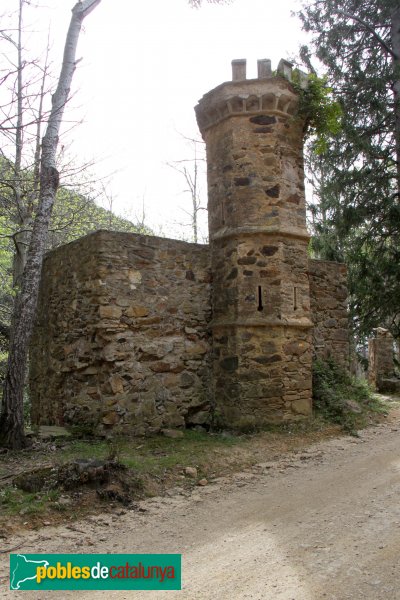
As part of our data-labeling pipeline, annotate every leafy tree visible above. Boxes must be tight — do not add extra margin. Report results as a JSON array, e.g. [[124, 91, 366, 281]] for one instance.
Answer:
[[0, 1, 54, 289], [298, 0, 400, 342], [0, 176, 152, 350], [0, 0, 101, 449], [49, 187, 152, 248]]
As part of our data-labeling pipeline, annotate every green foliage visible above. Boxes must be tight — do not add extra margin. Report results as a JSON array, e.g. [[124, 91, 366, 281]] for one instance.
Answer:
[[0, 486, 60, 517], [299, 0, 400, 342], [0, 160, 153, 358], [312, 358, 386, 433], [292, 72, 342, 154], [49, 187, 153, 249], [58, 429, 239, 475]]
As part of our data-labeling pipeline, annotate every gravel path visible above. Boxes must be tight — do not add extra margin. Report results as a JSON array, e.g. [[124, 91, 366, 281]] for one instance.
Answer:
[[2, 420, 400, 599]]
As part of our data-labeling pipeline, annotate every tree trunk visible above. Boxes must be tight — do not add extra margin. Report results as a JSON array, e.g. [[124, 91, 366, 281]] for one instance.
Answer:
[[12, 213, 33, 289], [391, 6, 400, 189], [11, 0, 30, 290], [0, 0, 101, 450]]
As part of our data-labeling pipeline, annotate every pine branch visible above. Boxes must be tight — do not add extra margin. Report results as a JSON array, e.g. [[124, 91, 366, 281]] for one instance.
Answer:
[[337, 10, 396, 59]]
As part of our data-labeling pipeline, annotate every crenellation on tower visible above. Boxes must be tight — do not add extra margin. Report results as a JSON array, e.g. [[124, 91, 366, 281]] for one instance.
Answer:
[[231, 58, 247, 81], [277, 58, 294, 81], [257, 59, 272, 79]]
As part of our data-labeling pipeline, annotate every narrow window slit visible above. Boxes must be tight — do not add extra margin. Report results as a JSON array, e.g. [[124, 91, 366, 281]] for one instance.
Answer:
[[293, 286, 298, 311], [257, 286, 263, 311]]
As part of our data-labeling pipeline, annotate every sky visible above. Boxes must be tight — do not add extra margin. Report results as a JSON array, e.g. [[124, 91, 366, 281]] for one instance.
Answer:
[[3, 0, 310, 240]]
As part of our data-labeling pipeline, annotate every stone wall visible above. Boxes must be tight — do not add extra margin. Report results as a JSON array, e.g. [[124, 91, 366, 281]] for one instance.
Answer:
[[309, 259, 349, 368], [368, 328, 397, 391], [30, 231, 211, 435], [30, 58, 353, 434]]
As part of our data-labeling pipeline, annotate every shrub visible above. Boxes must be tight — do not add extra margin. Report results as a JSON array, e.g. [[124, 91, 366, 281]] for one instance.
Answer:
[[312, 358, 384, 433]]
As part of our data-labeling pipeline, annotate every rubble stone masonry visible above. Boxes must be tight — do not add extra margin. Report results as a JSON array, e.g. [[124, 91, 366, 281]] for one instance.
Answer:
[[368, 328, 396, 391], [30, 59, 350, 433], [309, 259, 350, 368], [195, 60, 313, 426], [30, 231, 211, 434]]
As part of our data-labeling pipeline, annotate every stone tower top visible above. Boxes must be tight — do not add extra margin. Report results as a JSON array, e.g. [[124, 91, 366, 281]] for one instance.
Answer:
[[195, 58, 310, 241], [231, 58, 294, 81], [195, 58, 308, 134]]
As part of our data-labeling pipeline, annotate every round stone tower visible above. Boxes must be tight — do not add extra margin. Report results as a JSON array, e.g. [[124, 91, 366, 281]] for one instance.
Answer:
[[195, 58, 313, 427]]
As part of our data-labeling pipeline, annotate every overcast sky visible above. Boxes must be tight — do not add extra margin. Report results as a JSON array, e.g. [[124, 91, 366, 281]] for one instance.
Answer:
[[4, 0, 310, 240]]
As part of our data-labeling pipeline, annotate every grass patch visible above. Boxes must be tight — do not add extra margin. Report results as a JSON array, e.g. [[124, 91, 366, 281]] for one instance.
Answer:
[[0, 486, 60, 517], [57, 439, 109, 462], [56, 429, 242, 477], [312, 358, 389, 433], [1, 386, 396, 532], [0, 430, 245, 525]]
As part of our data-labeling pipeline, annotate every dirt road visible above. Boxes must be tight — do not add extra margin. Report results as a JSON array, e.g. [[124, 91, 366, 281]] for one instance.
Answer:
[[2, 421, 400, 599]]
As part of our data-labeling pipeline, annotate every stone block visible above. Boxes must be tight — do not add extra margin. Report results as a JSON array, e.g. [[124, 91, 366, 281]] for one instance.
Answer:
[[180, 372, 195, 388], [125, 305, 150, 317], [185, 341, 208, 355], [162, 429, 184, 439], [291, 398, 312, 415], [109, 374, 125, 394], [283, 341, 308, 356], [115, 297, 132, 307], [127, 269, 142, 287], [99, 305, 122, 319], [102, 411, 119, 426]]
